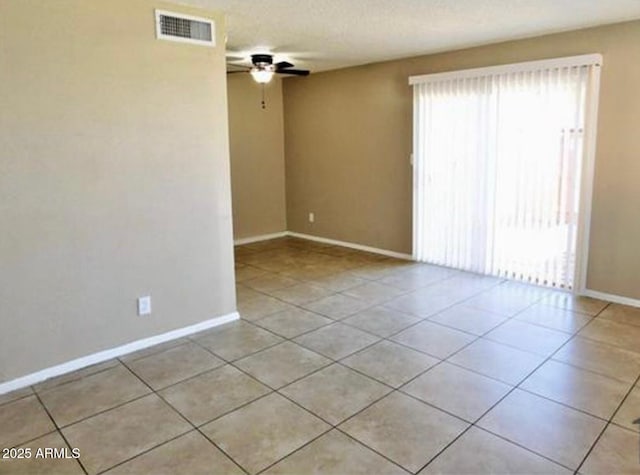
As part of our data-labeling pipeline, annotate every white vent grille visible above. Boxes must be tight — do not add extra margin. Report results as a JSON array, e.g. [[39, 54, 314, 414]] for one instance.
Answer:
[[155, 10, 215, 47]]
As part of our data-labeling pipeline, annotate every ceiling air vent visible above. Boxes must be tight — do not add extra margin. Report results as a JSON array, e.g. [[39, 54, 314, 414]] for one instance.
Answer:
[[155, 10, 215, 47]]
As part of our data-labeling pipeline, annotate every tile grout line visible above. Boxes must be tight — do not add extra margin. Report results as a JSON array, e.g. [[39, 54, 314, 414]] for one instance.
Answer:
[[231, 269, 630, 428], [96, 362, 195, 473], [237, 243, 490, 315], [203, 299, 544, 473], [208, 282, 632, 475], [414, 302, 615, 474], [191, 316, 465, 473], [93, 429, 206, 475], [237, 246, 583, 351], [232, 243, 638, 472], [31, 391, 90, 475], [210, 304, 623, 397], [31, 361, 121, 396], [253, 374, 414, 474], [1, 429, 59, 453], [198, 346, 405, 473], [330, 429, 413, 475], [112, 357, 252, 475], [251, 426, 337, 475], [0, 390, 35, 408], [3, 241, 629, 474], [28, 352, 236, 436], [573, 370, 640, 474]]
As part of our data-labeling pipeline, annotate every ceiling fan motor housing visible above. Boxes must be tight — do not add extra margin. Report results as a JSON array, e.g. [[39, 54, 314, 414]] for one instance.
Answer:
[[251, 54, 274, 66]]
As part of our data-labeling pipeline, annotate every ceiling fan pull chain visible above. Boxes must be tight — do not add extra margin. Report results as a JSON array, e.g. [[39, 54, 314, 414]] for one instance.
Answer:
[[261, 83, 266, 109]]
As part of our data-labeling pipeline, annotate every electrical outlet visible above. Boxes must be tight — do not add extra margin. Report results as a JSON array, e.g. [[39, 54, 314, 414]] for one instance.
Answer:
[[309, 212, 315, 223], [138, 296, 151, 316]]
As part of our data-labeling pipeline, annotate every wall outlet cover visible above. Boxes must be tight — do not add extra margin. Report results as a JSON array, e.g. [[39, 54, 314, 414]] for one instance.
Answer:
[[138, 296, 152, 316]]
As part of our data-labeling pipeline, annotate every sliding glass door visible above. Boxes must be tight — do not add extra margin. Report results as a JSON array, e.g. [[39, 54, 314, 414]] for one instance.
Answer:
[[411, 55, 601, 290]]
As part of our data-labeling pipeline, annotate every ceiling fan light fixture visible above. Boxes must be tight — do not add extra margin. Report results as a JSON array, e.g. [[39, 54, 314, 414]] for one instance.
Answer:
[[250, 67, 274, 84]]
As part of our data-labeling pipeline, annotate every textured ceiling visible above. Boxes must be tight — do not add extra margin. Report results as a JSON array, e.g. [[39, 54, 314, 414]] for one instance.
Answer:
[[176, 0, 640, 72]]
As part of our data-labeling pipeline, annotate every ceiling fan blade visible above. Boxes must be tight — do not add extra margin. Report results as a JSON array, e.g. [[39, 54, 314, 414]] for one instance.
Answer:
[[276, 69, 310, 76], [275, 61, 294, 69]]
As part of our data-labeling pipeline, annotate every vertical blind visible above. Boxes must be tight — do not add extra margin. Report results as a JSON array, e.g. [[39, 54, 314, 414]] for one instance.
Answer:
[[411, 55, 601, 289]]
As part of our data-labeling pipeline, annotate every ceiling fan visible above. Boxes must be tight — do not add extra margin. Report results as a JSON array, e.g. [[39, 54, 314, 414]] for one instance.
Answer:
[[228, 54, 310, 84]]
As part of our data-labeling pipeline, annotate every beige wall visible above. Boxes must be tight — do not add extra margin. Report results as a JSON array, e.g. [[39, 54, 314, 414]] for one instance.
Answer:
[[284, 20, 640, 300], [0, 0, 235, 382], [228, 75, 287, 239]]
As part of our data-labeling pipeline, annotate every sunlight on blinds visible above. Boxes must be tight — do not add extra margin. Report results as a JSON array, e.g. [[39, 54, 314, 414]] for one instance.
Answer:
[[411, 56, 601, 289]]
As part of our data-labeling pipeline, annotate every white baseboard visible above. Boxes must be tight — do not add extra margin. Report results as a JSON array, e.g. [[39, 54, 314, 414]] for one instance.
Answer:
[[0, 311, 239, 396], [234, 231, 288, 246], [287, 231, 413, 260], [234, 230, 413, 260], [582, 289, 640, 308]]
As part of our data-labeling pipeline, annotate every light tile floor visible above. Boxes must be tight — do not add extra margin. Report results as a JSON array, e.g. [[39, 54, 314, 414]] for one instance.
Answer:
[[1, 236, 640, 474]]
